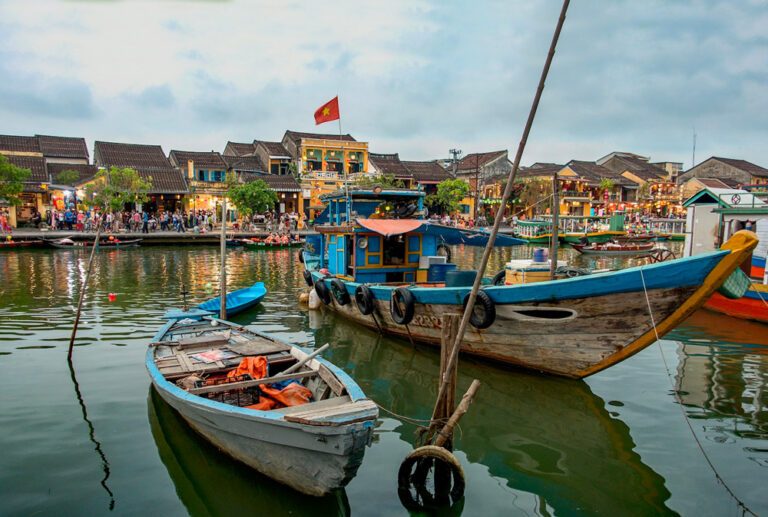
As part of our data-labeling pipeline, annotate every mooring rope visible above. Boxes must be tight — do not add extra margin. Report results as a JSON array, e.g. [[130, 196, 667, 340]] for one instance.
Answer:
[[374, 402, 464, 444], [638, 267, 758, 517]]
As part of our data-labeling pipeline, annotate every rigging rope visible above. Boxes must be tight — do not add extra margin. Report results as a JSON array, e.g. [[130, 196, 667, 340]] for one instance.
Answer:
[[638, 268, 758, 517]]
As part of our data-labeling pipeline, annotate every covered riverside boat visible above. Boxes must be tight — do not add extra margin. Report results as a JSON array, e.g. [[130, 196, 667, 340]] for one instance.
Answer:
[[302, 187, 759, 379], [572, 241, 655, 255], [147, 308, 378, 496], [46, 237, 142, 248]]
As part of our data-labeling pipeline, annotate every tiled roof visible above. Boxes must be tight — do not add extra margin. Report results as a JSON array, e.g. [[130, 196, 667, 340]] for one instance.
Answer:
[[95, 141, 171, 169], [47, 163, 99, 186], [529, 162, 563, 169], [247, 173, 301, 192], [134, 167, 188, 194], [713, 157, 768, 178], [37, 135, 89, 160], [0, 135, 40, 153], [517, 164, 563, 179], [169, 150, 227, 170], [402, 160, 451, 183], [284, 130, 356, 144], [456, 150, 507, 171], [3, 154, 47, 184], [566, 160, 633, 185], [369, 153, 412, 178], [222, 154, 267, 173], [607, 155, 667, 181], [256, 141, 291, 157], [225, 141, 256, 156], [695, 178, 732, 189]]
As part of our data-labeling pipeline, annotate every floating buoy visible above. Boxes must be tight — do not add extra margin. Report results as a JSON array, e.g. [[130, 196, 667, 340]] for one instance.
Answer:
[[308, 289, 321, 310], [299, 291, 310, 305], [108, 293, 116, 302]]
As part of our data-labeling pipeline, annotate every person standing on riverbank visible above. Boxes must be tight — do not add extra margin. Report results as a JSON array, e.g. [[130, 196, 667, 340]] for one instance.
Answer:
[[141, 211, 149, 234], [0, 210, 10, 234]]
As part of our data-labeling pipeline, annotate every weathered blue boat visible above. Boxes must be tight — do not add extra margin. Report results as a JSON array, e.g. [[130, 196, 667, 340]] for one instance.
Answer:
[[146, 308, 378, 496], [197, 281, 267, 316], [301, 187, 758, 379]]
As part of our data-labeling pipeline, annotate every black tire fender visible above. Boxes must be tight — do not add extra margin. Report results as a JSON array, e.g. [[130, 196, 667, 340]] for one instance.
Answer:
[[302, 269, 314, 287], [355, 285, 375, 315], [436, 243, 452, 262], [314, 278, 332, 305], [330, 278, 351, 305], [463, 290, 496, 329], [492, 270, 506, 286], [390, 287, 415, 325], [298, 249, 305, 263]]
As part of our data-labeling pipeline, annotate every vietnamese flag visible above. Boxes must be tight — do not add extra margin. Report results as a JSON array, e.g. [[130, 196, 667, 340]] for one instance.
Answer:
[[314, 96, 340, 125]]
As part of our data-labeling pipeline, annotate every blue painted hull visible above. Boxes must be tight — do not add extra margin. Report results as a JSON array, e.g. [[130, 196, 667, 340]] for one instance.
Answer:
[[197, 282, 267, 316]]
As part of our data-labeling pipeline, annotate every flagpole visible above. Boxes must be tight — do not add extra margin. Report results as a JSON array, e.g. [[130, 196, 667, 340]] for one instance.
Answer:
[[338, 104, 351, 222]]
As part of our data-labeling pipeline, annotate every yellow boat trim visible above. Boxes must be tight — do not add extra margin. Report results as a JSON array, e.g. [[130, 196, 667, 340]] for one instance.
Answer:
[[576, 230, 759, 378]]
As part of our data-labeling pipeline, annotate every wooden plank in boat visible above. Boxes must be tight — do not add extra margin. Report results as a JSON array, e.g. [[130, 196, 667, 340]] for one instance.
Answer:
[[174, 351, 195, 372], [227, 337, 291, 357], [317, 364, 345, 396], [273, 395, 352, 415], [283, 400, 378, 426], [178, 331, 231, 350]]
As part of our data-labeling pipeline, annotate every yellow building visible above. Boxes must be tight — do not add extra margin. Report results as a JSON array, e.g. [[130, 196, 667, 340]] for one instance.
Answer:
[[281, 131, 369, 220]]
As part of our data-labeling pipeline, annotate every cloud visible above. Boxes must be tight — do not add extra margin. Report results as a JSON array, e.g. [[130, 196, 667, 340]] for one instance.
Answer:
[[123, 84, 176, 109]]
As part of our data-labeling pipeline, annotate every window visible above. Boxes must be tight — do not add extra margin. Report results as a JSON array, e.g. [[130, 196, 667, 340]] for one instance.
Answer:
[[211, 170, 225, 182], [383, 235, 406, 265], [197, 169, 207, 181]]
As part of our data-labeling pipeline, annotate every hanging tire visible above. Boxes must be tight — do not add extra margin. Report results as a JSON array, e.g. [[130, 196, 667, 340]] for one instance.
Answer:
[[492, 270, 506, 286], [355, 285, 375, 315], [298, 249, 305, 263], [314, 278, 332, 305], [436, 244, 451, 262], [463, 290, 495, 329], [330, 278, 351, 305], [390, 287, 415, 325], [302, 269, 314, 287]]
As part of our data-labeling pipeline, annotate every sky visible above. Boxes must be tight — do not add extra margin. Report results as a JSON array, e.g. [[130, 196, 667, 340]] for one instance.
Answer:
[[0, 0, 766, 170]]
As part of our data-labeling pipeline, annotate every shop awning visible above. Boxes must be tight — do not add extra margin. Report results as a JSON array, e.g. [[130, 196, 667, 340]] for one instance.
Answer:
[[356, 218, 424, 236]]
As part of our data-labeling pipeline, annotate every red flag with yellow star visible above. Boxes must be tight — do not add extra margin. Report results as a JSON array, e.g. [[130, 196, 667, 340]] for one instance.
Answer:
[[314, 96, 340, 125]]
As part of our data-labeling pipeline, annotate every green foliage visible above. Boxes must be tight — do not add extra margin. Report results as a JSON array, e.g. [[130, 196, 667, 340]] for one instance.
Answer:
[[598, 177, 615, 191], [56, 169, 80, 185], [83, 166, 152, 212], [0, 155, 31, 206], [227, 179, 278, 217], [517, 178, 552, 215], [288, 162, 298, 177], [432, 178, 469, 214], [355, 173, 405, 189], [637, 181, 651, 200]]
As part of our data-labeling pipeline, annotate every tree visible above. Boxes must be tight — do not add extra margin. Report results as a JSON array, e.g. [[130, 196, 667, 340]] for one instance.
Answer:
[[56, 169, 80, 186], [516, 178, 552, 215], [355, 173, 405, 189], [428, 178, 469, 215], [227, 179, 278, 217], [83, 166, 152, 212], [637, 181, 651, 200], [0, 155, 31, 206]]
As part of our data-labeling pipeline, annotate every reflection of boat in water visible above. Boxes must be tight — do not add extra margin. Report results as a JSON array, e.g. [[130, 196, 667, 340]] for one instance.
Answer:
[[309, 310, 676, 515], [147, 386, 351, 517]]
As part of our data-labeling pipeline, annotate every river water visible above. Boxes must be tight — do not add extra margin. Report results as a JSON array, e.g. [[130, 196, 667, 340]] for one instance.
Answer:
[[0, 244, 766, 516]]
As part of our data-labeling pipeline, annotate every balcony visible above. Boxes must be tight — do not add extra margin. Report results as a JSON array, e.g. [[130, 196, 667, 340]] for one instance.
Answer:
[[560, 189, 591, 200]]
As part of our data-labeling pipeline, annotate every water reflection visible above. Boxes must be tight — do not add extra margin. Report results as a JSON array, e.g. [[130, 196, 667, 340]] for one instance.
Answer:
[[147, 386, 351, 517], [311, 309, 677, 515]]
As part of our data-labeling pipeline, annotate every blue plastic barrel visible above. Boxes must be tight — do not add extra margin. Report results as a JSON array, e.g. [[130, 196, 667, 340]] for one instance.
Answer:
[[533, 247, 547, 262], [428, 263, 458, 282], [445, 269, 477, 287]]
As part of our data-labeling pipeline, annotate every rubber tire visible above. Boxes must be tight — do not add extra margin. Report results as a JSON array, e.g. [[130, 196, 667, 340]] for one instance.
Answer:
[[436, 244, 451, 262], [298, 249, 305, 263], [463, 290, 496, 329], [492, 270, 506, 286], [302, 269, 314, 287], [314, 278, 332, 305], [390, 287, 415, 325], [397, 445, 466, 509], [355, 285, 375, 315], [330, 278, 351, 305]]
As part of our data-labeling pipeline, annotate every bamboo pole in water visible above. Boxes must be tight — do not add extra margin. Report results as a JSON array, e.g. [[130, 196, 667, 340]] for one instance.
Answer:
[[430, 0, 571, 423], [220, 196, 227, 320], [551, 172, 560, 280], [68, 223, 102, 360]]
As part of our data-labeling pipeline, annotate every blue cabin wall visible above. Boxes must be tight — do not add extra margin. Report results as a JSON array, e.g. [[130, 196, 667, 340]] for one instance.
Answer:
[[422, 234, 437, 255]]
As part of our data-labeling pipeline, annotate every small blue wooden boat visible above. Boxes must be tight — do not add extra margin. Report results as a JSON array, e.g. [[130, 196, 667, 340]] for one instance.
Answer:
[[302, 187, 759, 379], [197, 282, 267, 316], [146, 309, 378, 496]]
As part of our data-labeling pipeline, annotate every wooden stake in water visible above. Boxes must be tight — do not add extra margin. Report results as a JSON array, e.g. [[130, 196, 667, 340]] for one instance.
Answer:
[[220, 196, 227, 320], [550, 172, 560, 280], [68, 224, 102, 361]]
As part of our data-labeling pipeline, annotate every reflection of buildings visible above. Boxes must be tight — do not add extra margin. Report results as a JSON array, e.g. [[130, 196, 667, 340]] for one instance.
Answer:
[[673, 311, 768, 435]]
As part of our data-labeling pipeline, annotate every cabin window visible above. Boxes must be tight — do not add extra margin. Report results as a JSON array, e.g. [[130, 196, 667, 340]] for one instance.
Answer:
[[383, 235, 406, 265]]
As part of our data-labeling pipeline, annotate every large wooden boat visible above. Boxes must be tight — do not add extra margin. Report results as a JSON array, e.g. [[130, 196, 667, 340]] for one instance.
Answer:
[[146, 308, 378, 496], [572, 241, 655, 255], [302, 188, 758, 379], [0, 239, 45, 249], [512, 220, 562, 243], [197, 281, 267, 317], [244, 239, 305, 249]]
